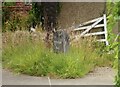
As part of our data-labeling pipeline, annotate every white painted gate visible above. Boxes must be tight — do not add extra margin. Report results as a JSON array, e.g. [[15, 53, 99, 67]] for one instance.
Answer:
[[73, 14, 109, 46]]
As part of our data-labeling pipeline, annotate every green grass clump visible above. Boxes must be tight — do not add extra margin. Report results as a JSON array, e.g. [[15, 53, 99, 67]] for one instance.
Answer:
[[2, 32, 114, 79]]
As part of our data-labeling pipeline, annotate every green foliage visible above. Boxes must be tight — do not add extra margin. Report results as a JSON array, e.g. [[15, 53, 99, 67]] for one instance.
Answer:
[[106, 1, 120, 86], [2, 2, 16, 6], [107, 2, 119, 42], [2, 2, 32, 32], [2, 8, 10, 29], [29, 2, 41, 25], [2, 32, 113, 79], [2, 2, 61, 31], [2, 3, 12, 27], [30, 2, 61, 29], [106, 0, 119, 69], [3, 13, 31, 32], [2, 2, 16, 23], [116, 72, 120, 87], [118, 2, 120, 15], [115, 36, 120, 86]]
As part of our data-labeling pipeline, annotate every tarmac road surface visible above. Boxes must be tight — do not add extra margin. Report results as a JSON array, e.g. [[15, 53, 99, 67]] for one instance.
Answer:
[[2, 67, 116, 85]]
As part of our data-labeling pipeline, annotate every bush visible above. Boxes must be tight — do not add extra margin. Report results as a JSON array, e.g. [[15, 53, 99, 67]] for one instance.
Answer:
[[106, 1, 120, 86], [2, 32, 114, 79], [2, 13, 32, 32]]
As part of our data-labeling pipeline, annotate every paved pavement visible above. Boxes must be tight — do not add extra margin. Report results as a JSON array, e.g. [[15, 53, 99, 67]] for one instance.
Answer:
[[2, 67, 116, 85]]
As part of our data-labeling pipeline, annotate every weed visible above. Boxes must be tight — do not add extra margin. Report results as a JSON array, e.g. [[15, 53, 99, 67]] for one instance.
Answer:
[[2, 32, 114, 79]]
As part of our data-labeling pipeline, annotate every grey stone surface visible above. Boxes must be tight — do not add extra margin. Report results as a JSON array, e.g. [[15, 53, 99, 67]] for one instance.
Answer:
[[2, 67, 116, 85], [2, 69, 49, 85]]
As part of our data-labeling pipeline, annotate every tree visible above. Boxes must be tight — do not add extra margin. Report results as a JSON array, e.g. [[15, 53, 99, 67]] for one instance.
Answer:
[[43, 2, 60, 48], [31, 2, 60, 30], [31, 2, 60, 48], [29, 2, 41, 27]]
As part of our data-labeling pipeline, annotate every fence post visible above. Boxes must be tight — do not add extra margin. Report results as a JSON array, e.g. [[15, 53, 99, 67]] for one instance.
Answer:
[[103, 14, 109, 46]]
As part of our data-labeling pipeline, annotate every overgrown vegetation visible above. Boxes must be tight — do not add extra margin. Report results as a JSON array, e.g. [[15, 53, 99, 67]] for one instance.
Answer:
[[2, 2, 119, 80], [106, 1, 120, 86], [2, 32, 113, 79], [2, 2, 61, 32], [2, 2, 32, 32], [3, 13, 32, 32]]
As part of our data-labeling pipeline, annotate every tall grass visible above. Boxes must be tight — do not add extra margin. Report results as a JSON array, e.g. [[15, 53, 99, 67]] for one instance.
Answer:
[[2, 31, 114, 79]]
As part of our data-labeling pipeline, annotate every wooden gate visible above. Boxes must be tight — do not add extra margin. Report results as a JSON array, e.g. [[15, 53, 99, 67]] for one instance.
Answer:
[[73, 14, 109, 46]]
